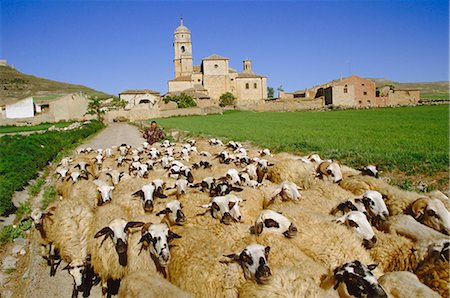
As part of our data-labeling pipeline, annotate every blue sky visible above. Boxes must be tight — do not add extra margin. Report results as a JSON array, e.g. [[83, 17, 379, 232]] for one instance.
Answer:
[[1, 0, 448, 95]]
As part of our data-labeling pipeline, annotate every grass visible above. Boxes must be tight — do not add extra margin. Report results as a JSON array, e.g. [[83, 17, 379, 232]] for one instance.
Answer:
[[0, 219, 32, 245], [41, 185, 57, 210], [0, 121, 73, 134], [27, 177, 46, 197], [420, 93, 449, 101], [155, 105, 449, 176], [0, 120, 104, 215]]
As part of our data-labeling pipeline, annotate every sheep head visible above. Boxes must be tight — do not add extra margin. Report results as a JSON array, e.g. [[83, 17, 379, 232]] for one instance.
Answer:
[[139, 223, 181, 268], [250, 210, 297, 238], [411, 197, 450, 235], [335, 211, 377, 249], [156, 200, 186, 226], [323, 261, 387, 298], [94, 219, 144, 266], [224, 244, 272, 285]]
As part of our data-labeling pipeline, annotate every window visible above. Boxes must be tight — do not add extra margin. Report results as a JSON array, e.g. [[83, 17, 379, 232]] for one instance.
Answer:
[[344, 84, 348, 94], [181, 46, 185, 53], [245, 83, 249, 89], [363, 91, 367, 95], [362, 83, 365, 86], [358, 100, 362, 104], [197, 79, 201, 82], [254, 83, 257, 89], [367, 100, 371, 104], [214, 64, 218, 68]]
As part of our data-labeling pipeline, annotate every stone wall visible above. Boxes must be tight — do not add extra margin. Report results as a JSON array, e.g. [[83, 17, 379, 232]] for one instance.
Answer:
[[50, 93, 90, 121]]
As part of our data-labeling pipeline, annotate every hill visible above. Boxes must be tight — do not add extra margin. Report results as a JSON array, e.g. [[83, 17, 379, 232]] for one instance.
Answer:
[[0, 65, 112, 105], [369, 78, 449, 100]]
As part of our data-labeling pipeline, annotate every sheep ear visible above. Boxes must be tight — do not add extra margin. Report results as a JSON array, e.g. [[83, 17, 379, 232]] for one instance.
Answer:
[[106, 172, 112, 177], [256, 222, 264, 235], [368, 264, 378, 271], [168, 230, 181, 240], [411, 198, 428, 219], [347, 220, 359, 228], [231, 186, 243, 192], [156, 192, 167, 199], [125, 221, 144, 232], [267, 162, 274, 167], [224, 253, 240, 262], [74, 164, 80, 169], [63, 264, 70, 271], [94, 227, 112, 238], [264, 246, 271, 258], [156, 208, 171, 216], [119, 172, 124, 178], [141, 222, 152, 234], [132, 190, 144, 198]]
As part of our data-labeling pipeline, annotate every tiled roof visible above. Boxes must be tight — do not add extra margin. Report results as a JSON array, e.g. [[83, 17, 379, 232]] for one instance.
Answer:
[[203, 54, 229, 61]]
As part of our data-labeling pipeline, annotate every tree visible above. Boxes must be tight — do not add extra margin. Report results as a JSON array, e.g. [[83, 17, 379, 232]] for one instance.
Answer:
[[163, 93, 197, 108], [267, 87, 275, 99], [86, 96, 105, 121], [219, 92, 236, 107], [110, 96, 127, 109]]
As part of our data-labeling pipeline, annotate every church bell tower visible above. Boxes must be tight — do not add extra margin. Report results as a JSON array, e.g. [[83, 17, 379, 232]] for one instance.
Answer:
[[173, 18, 193, 77]]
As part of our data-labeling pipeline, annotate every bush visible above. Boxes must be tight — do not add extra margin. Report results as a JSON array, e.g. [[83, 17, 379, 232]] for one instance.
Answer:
[[219, 92, 236, 107], [0, 120, 104, 215], [41, 185, 57, 210], [163, 93, 197, 108], [0, 219, 32, 244]]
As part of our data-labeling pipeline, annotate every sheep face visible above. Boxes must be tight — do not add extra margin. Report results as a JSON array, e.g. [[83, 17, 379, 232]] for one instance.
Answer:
[[361, 165, 379, 178], [226, 244, 271, 284], [133, 184, 159, 212], [427, 239, 450, 262], [210, 181, 243, 197], [318, 161, 342, 183], [251, 210, 297, 238], [156, 200, 186, 226], [152, 179, 167, 198], [107, 170, 124, 186], [335, 211, 377, 249], [97, 184, 114, 205], [94, 219, 144, 266], [411, 198, 450, 235], [333, 261, 387, 298], [179, 167, 194, 183], [204, 196, 241, 225], [256, 159, 273, 183], [362, 190, 389, 222], [64, 260, 85, 290], [139, 223, 181, 268]]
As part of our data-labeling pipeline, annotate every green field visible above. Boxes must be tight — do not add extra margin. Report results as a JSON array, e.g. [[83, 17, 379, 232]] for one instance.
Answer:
[[155, 105, 449, 176], [0, 122, 73, 134]]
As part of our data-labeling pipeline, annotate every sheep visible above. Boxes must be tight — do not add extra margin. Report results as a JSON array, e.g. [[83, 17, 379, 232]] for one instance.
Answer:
[[369, 215, 450, 273], [360, 165, 379, 178], [56, 167, 69, 179], [132, 183, 167, 213], [106, 169, 125, 186], [74, 161, 90, 175], [256, 159, 273, 183], [209, 138, 224, 146], [320, 260, 388, 298], [209, 180, 243, 197], [30, 207, 61, 276], [334, 211, 378, 249], [378, 271, 441, 298], [266, 157, 315, 189], [93, 179, 115, 206], [361, 190, 390, 229], [316, 160, 342, 183], [156, 200, 187, 226], [90, 203, 144, 296], [223, 243, 272, 285], [410, 197, 450, 235], [243, 164, 258, 181], [192, 160, 212, 169], [118, 270, 192, 298], [414, 239, 449, 297], [258, 148, 273, 157], [51, 200, 96, 298], [225, 168, 242, 185], [58, 157, 73, 168], [264, 181, 302, 208], [330, 197, 367, 217], [249, 209, 297, 238], [199, 195, 242, 225], [152, 178, 167, 198], [167, 178, 189, 199]]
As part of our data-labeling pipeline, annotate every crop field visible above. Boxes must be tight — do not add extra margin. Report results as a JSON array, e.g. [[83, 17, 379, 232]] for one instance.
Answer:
[[155, 105, 449, 178], [0, 121, 73, 134]]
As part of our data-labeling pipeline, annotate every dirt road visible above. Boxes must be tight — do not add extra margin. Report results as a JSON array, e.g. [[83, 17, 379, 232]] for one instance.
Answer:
[[18, 123, 145, 297]]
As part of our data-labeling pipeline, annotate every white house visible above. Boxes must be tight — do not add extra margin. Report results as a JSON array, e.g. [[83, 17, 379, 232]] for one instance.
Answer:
[[5, 97, 34, 118], [118, 89, 161, 110]]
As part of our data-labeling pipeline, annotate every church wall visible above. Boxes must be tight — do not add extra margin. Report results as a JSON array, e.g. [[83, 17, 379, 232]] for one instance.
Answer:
[[203, 75, 230, 99], [168, 80, 194, 92], [236, 77, 265, 104]]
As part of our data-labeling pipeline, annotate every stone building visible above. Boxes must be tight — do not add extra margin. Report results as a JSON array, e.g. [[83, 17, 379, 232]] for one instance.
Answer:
[[118, 89, 161, 110], [167, 19, 268, 105], [281, 75, 420, 108]]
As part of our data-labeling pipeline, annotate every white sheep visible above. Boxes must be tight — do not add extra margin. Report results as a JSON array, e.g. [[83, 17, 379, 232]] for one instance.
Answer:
[[249, 209, 297, 238], [378, 271, 441, 298]]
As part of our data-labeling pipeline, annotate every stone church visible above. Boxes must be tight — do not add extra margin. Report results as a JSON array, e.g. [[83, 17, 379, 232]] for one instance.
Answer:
[[167, 19, 268, 105]]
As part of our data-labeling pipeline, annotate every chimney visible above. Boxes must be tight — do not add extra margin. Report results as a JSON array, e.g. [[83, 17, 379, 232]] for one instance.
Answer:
[[243, 59, 252, 72]]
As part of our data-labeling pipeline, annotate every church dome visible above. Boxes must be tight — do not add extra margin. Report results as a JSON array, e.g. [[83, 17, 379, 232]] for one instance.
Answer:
[[175, 18, 190, 34]]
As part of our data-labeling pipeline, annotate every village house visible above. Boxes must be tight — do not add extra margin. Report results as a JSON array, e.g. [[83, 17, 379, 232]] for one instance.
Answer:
[[1, 92, 93, 124], [167, 19, 268, 106], [118, 89, 161, 110], [280, 75, 420, 108]]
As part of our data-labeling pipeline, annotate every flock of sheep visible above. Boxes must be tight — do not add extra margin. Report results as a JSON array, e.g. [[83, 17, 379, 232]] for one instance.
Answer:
[[29, 136, 449, 298]]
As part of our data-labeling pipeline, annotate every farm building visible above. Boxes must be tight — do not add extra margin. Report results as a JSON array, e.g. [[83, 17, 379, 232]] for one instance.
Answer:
[[281, 75, 420, 108], [118, 89, 161, 110], [167, 18, 268, 105], [0, 92, 93, 124]]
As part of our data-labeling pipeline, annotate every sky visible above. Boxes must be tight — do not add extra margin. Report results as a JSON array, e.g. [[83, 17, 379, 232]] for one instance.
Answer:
[[1, 0, 449, 95]]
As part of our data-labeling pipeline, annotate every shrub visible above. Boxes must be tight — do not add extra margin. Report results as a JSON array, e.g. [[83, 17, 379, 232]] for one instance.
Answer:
[[0, 121, 104, 215], [41, 185, 57, 210], [219, 92, 236, 107], [163, 93, 197, 108], [0, 219, 32, 244]]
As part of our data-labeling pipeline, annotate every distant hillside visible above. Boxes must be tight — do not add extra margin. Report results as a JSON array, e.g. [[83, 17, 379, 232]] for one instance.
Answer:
[[0, 65, 112, 105], [370, 78, 449, 100]]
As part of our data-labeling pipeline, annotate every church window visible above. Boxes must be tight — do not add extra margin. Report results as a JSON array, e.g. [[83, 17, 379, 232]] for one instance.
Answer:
[[245, 83, 249, 89], [344, 84, 348, 93], [254, 83, 257, 89], [181, 46, 185, 53], [198, 79, 201, 82], [214, 64, 218, 68], [363, 91, 367, 95], [362, 83, 365, 86]]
